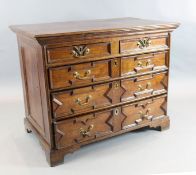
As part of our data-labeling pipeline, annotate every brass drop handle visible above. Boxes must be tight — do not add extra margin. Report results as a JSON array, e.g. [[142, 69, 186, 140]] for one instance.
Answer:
[[138, 84, 144, 91], [138, 108, 152, 120], [146, 82, 151, 89], [144, 108, 153, 120], [75, 95, 92, 106], [138, 110, 144, 117], [73, 70, 91, 80], [72, 46, 90, 58], [138, 82, 152, 91], [146, 59, 151, 66], [146, 108, 151, 116], [137, 61, 143, 67], [80, 124, 94, 137], [137, 59, 152, 67], [137, 38, 151, 49]]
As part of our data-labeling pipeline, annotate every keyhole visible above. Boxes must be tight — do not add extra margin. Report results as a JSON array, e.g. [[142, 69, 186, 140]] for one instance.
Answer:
[[114, 108, 119, 116], [114, 60, 118, 66], [114, 82, 119, 88]]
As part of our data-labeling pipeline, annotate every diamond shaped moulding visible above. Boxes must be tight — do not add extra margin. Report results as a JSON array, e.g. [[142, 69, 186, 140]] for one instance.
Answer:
[[105, 81, 125, 104]]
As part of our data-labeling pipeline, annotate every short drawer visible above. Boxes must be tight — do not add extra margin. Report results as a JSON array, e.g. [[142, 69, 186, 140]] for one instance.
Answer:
[[120, 34, 168, 55], [49, 59, 119, 90], [122, 96, 167, 130], [47, 42, 111, 64], [121, 51, 168, 76], [121, 72, 168, 102], [54, 95, 167, 149], [52, 81, 122, 119]]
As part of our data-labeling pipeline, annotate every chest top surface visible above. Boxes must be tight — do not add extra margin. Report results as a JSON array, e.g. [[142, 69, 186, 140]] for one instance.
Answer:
[[10, 17, 179, 38]]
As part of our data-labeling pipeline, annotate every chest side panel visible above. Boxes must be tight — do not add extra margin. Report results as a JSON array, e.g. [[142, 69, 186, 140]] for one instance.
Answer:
[[17, 36, 51, 145]]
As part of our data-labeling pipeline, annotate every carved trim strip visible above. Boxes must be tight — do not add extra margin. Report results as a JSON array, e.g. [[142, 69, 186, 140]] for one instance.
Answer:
[[123, 115, 167, 130], [55, 127, 65, 148], [134, 89, 154, 97], [152, 115, 165, 121], [53, 98, 63, 106], [123, 123, 137, 130]]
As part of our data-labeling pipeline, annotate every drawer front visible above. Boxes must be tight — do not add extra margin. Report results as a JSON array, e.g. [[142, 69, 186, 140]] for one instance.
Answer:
[[121, 72, 168, 102], [47, 42, 111, 64], [52, 72, 167, 119], [122, 96, 167, 129], [49, 59, 120, 90], [121, 52, 168, 76], [54, 96, 167, 149], [54, 110, 114, 149], [52, 81, 123, 119], [120, 34, 168, 55]]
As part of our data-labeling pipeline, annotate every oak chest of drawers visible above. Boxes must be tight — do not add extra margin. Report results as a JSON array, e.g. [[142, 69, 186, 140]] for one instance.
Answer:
[[10, 17, 179, 166]]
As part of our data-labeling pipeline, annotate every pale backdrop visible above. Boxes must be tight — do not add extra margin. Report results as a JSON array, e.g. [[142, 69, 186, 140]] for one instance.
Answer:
[[0, 0, 196, 174], [0, 0, 196, 99]]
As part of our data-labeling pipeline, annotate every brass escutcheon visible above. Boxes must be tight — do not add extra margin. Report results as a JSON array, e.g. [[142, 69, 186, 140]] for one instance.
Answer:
[[114, 60, 118, 66], [137, 38, 151, 49], [114, 82, 119, 88], [72, 45, 90, 58], [114, 108, 119, 116]]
